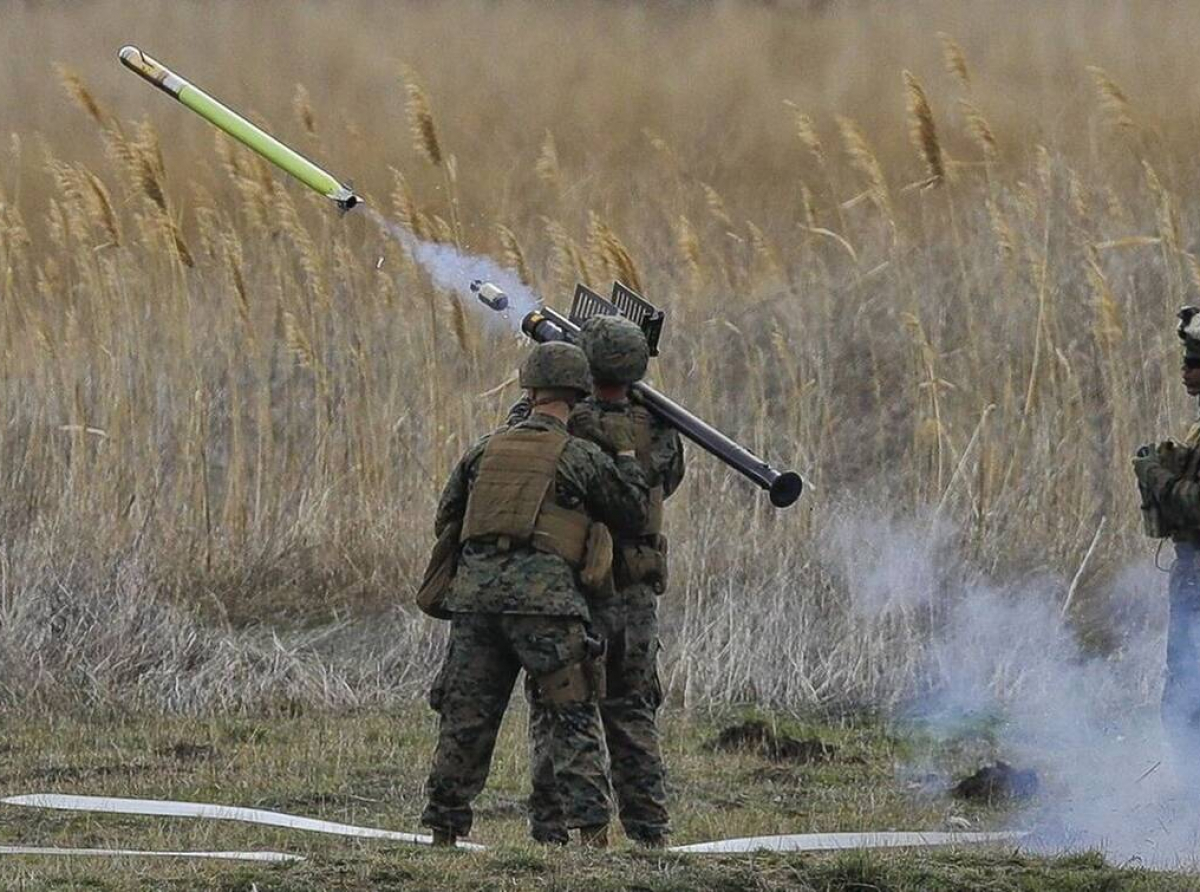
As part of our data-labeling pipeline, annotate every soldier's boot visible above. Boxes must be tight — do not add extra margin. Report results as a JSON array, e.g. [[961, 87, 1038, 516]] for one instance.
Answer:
[[531, 828, 569, 846], [578, 824, 609, 848], [431, 829, 458, 848]]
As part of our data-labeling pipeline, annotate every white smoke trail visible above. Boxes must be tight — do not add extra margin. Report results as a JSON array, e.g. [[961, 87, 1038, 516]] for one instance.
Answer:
[[367, 208, 541, 332], [827, 507, 1200, 868]]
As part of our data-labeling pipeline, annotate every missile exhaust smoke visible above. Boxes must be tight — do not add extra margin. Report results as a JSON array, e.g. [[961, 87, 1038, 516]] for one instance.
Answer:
[[116, 47, 535, 336], [366, 208, 539, 334]]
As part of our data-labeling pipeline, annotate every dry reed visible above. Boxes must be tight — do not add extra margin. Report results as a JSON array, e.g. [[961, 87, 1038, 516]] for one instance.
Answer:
[[0, 0, 1196, 715]]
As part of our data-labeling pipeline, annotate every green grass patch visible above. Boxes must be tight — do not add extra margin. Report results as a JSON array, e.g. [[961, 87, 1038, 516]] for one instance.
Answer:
[[0, 708, 1192, 890]]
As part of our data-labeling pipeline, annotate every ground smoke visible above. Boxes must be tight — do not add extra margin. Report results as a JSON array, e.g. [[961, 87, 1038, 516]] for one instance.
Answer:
[[835, 510, 1200, 868]]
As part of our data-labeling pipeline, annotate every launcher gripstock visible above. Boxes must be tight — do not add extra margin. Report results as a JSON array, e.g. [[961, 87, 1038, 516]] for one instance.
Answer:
[[520, 282, 804, 509]]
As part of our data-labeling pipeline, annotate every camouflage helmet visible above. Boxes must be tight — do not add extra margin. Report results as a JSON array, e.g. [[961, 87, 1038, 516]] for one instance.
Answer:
[[1180, 307, 1200, 360], [577, 315, 650, 384], [519, 341, 593, 394]]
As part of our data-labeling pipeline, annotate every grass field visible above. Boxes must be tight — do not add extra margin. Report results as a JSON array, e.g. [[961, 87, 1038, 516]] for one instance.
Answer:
[[4, 0, 1200, 885], [1, 706, 1195, 891]]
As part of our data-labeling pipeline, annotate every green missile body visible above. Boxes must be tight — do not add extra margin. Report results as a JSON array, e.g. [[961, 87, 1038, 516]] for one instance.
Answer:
[[119, 46, 360, 212]]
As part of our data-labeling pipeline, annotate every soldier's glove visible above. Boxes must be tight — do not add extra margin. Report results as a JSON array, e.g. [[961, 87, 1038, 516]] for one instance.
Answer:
[[570, 403, 637, 455], [1133, 445, 1177, 498]]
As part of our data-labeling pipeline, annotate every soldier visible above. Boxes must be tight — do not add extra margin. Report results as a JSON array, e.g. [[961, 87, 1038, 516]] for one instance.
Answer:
[[1134, 307, 1200, 769], [514, 316, 684, 848], [420, 341, 650, 849]]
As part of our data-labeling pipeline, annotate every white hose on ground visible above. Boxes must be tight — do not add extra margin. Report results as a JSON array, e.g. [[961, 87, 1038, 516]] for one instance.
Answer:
[[4, 793, 1026, 856], [669, 830, 1028, 854], [0, 845, 301, 862], [2, 794, 484, 852]]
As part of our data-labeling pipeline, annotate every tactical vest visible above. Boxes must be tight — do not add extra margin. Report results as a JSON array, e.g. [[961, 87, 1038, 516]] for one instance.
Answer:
[[594, 405, 669, 592], [597, 405, 664, 538], [1173, 423, 1200, 545], [460, 428, 591, 566]]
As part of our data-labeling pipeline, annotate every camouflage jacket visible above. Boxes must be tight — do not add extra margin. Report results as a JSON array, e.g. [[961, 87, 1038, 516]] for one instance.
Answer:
[[507, 394, 685, 541], [435, 413, 649, 617], [1157, 419, 1200, 544]]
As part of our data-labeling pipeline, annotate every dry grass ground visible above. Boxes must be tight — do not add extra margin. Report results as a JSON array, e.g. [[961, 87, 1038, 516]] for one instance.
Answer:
[[0, 707, 1194, 891]]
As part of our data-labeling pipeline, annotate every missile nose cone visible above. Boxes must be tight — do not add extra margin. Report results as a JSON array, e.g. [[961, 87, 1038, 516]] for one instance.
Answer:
[[118, 46, 142, 73], [118, 44, 180, 95]]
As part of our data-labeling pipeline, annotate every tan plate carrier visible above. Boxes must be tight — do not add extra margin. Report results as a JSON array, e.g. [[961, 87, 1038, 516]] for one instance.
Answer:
[[415, 428, 613, 619]]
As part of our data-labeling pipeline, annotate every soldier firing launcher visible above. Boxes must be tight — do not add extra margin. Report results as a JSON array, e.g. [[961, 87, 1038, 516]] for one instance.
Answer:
[[477, 280, 804, 508]]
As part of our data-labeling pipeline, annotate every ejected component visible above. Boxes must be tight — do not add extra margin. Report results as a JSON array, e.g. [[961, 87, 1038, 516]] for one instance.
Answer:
[[515, 283, 803, 509], [118, 46, 360, 213], [470, 280, 509, 311]]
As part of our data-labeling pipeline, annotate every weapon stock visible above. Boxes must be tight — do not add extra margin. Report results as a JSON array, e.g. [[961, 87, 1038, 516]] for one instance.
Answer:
[[522, 307, 804, 508]]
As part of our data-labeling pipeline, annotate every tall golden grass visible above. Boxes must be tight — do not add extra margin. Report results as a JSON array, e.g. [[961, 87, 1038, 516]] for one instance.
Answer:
[[1, 0, 1198, 711]]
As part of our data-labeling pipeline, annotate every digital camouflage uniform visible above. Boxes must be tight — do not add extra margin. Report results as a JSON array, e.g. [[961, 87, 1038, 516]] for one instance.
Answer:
[[421, 345, 650, 841], [510, 319, 685, 845], [1134, 307, 1200, 768]]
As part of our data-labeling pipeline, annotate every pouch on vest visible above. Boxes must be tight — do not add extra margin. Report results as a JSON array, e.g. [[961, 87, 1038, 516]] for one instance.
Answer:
[[580, 522, 615, 600], [415, 519, 460, 620], [616, 542, 668, 593]]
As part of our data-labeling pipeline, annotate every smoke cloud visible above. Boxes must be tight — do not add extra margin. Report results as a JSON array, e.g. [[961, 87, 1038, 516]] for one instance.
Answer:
[[830, 507, 1200, 867], [367, 209, 541, 332]]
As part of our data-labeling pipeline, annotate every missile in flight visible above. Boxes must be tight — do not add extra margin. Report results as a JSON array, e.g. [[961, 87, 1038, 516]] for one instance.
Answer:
[[118, 45, 360, 213]]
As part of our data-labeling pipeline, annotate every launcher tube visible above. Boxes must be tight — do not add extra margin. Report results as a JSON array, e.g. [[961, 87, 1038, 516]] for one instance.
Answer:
[[520, 308, 804, 508], [118, 46, 359, 211]]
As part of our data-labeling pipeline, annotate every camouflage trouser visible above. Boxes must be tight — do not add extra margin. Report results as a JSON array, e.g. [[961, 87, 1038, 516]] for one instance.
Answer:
[[1164, 546, 1200, 768], [527, 582, 669, 843], [422, 613, 610, 838]]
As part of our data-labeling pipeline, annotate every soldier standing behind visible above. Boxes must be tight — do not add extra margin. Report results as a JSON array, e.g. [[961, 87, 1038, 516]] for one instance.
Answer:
[[1134, 307, 1200, 771], [514, 316, 684, 848], [420, 341, 650, 848]]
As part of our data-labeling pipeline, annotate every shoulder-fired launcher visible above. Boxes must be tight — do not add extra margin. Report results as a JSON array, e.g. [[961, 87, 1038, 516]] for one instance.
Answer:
[[516, 283, 803, 509]]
